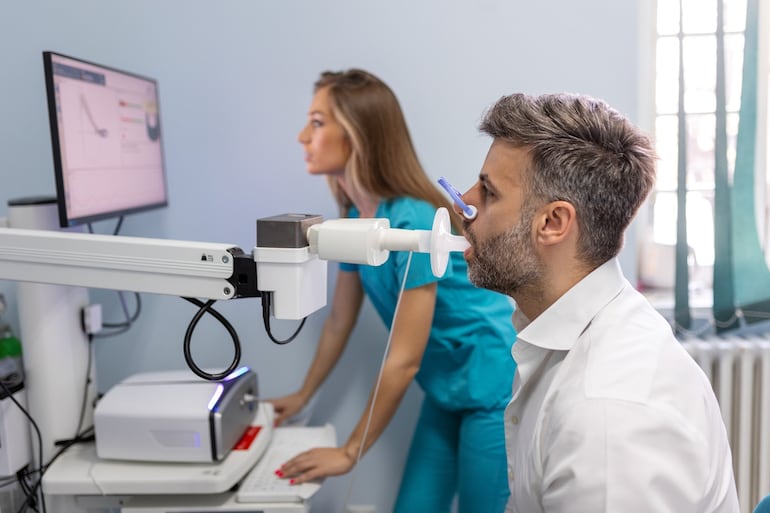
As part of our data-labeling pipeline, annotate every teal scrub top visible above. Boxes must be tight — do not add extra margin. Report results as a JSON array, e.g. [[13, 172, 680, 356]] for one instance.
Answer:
[[340, 197, 516, 410]]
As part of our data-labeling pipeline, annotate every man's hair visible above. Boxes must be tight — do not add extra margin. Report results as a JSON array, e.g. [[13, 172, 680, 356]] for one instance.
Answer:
[[479, 93, 657, 266]]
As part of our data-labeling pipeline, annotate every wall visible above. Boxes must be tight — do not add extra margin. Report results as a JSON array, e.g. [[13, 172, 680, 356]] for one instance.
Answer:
[[0, 1, 644, 511]]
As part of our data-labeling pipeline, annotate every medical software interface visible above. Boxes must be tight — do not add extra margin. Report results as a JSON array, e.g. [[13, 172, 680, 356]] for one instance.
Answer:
[[47, 54, 167, 221]]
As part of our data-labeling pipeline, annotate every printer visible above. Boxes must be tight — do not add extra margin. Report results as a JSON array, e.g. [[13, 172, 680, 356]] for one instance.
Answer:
[[94, 366, 258, 463]]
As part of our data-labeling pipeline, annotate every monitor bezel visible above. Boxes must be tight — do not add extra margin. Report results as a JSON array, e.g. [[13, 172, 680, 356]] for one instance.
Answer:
[[42, 51, 169, 228]]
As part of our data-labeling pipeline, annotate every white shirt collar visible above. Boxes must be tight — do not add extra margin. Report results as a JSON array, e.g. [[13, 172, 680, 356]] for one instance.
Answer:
[[517, 258, 627, 351]]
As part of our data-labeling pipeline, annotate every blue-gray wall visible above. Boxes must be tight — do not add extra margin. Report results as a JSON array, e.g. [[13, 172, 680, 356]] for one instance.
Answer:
[[0, 2, 646, 511]]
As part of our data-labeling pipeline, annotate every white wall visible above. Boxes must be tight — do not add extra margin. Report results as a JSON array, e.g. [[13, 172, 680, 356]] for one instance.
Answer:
[[0, 1, 645, 511]]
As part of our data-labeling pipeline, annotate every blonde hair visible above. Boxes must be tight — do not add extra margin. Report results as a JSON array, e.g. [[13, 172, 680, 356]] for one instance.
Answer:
[[314, 69, 461, 232]]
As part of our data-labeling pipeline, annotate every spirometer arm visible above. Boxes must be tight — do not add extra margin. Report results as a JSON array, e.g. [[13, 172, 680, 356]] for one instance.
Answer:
[[269, 269, 365, 425]]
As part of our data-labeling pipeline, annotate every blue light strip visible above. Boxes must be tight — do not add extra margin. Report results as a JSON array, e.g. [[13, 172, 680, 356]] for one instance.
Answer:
[[207, 384, 224, 411]]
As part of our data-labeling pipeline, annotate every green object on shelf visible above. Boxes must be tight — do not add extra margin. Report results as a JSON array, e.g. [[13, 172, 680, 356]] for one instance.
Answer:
[[0, 324, 22, 357]]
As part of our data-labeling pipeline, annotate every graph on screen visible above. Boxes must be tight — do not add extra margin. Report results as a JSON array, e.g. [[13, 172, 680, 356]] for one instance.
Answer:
[[44, 52, 168, 227]]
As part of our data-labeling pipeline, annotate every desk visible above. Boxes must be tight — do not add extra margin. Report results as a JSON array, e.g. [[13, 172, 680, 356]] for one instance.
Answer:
[[40, 403, 315, 513], [46, 493, 308, 513]]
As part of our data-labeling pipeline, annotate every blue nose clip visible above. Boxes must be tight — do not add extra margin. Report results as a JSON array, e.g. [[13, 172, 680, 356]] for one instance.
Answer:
[[438, 177, 477, 220]]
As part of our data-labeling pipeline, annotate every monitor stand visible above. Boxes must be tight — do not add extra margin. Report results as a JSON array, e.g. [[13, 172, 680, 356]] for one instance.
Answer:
[[8, 197, 95, 466]]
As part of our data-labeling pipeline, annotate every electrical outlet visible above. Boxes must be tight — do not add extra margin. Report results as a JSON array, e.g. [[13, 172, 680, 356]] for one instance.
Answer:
[[81, 304, 103, 335]]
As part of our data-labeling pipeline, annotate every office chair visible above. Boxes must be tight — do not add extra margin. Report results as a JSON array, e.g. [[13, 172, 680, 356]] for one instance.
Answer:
[[754, 494, 770, 513]]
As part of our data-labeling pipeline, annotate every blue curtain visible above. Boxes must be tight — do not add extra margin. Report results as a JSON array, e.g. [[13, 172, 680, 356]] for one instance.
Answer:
[[712, 0, 740, 331], [674, 0, 692, 331], [678, 0, 764, 332], [727, 0, 770, 325]]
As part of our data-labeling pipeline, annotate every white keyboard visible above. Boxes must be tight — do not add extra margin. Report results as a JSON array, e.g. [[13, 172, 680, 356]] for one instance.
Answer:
[[236, 424, 337, 503]]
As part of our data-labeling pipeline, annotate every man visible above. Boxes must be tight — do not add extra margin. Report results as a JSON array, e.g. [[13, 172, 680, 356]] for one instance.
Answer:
[[458, 93, 739, 513]]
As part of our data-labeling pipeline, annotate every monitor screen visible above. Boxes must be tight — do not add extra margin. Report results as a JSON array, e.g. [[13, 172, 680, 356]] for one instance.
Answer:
[[43, 51, 168, 227]]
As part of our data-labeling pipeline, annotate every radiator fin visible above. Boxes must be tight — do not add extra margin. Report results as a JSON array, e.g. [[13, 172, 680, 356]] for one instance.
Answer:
[[681, 336, 770, 513]]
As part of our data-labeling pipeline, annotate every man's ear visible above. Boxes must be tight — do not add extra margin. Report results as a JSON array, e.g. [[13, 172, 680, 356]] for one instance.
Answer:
[[535, 200, 576, 246]]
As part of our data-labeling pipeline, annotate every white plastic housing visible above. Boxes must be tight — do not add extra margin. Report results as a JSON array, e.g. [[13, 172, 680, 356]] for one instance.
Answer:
[[0, 227, 238, 300], [307, 218, 393, 266], [307, 207, 469, 277], [94, 368, 257, 463], [253, 247, 327, 320]]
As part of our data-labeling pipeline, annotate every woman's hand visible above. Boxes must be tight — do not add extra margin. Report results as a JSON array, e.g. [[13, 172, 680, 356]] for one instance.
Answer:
[[267, 393, 306, 426], [275, 446, 357, 484]]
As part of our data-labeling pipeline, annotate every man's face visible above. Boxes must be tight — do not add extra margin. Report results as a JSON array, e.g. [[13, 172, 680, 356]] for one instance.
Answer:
[[460, 140, 543, 296]]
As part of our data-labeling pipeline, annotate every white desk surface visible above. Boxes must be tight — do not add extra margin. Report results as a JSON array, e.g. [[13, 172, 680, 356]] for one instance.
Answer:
[[117, 493, 308, 513], [47, 492, 308, 513]]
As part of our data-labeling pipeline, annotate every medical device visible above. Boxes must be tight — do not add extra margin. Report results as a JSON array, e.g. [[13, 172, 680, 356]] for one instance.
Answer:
[[43, 402, 277, 499], [438, 176, 477, 220], [0, 208, 467, 315], [94, 367, 258, 463], [307, 206, 469, 277], [2, 51, 479, 512], [0, 199, 468, 461], [43, 51, 168, 228]]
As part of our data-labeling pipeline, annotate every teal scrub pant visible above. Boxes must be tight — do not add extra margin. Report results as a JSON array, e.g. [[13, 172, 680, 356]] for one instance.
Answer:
[[393, 396, 509, 513]]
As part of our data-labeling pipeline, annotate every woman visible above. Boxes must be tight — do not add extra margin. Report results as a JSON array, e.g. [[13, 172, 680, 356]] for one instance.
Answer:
[[269, 69, 516, 513]]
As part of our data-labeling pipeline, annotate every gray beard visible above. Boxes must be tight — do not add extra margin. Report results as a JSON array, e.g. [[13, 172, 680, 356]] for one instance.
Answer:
[[466, 220, 542, 297]]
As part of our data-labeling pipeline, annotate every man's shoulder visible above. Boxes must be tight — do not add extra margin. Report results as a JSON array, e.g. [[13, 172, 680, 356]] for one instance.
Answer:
[[558, 288, 715, 417]]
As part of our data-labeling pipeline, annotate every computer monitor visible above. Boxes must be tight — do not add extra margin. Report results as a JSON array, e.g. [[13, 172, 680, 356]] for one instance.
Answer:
[[43, 51, 168, 228]]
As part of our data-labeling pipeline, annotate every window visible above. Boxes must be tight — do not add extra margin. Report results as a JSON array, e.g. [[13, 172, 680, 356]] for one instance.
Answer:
[[643, 0, 770, 298]]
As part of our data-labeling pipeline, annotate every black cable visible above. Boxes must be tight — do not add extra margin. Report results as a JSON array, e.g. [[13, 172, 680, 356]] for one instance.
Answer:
[[46, 426, 94, 470], [111, 216, 124, 236], [15, 425, 96, 513], [53, 426, 94, 448], [0, 381, 45, 513], [0, 381, 93, 513], [74, 334, 93, 438], [95, 290, 141, 338], [86, 216, 123, 237], [261, 292, 306, 345], [87, 218, 142, 337], [15, 469, 39, 513], [101, 292, 141, 330], [0, 474, 19, 486], [181, 298, 241, 381], [15, 468, 33, 502]]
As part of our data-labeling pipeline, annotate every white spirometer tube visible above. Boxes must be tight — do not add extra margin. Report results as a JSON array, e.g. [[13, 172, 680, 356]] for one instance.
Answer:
[[306, 207, 470, 277]]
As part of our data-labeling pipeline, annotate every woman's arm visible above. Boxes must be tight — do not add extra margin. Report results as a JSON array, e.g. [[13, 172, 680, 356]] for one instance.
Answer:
[[278, 281, 437, 483], [268, 269, 365, 425]]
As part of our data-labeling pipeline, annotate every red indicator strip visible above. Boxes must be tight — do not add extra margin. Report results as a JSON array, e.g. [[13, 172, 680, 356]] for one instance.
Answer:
[[233, 425, 262, 451]]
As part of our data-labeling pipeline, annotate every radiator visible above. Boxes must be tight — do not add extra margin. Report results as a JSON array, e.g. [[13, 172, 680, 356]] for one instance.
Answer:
[[681, 335, 770, 513]]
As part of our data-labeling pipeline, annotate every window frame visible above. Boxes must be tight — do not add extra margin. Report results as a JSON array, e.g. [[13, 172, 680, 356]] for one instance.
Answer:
[[638, 0, 770, 299]]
